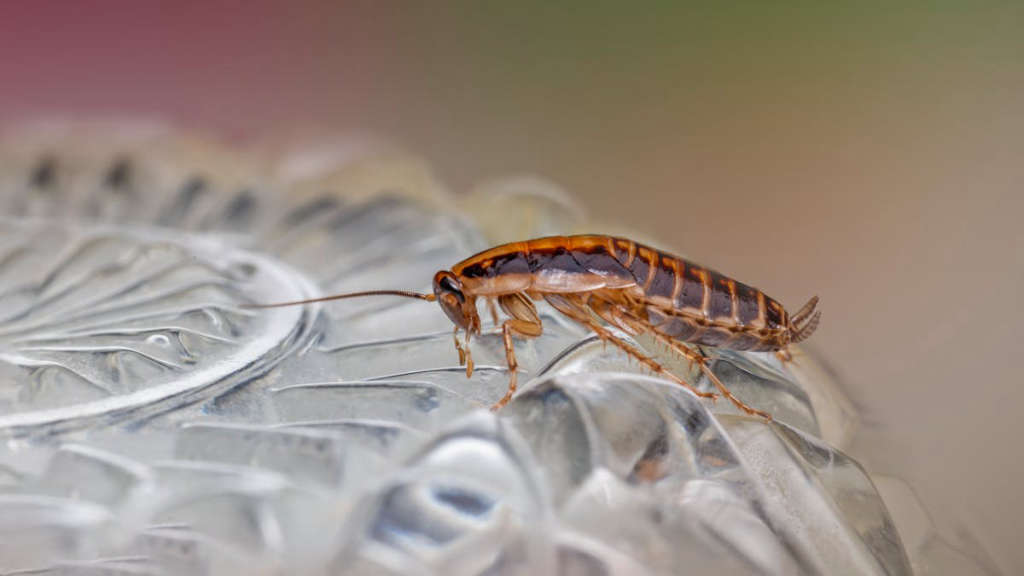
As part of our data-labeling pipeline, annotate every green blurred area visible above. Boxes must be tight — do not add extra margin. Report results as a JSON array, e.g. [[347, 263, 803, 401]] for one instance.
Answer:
[[444, 2, 1022, 88], [385, 2, 1023, 185]]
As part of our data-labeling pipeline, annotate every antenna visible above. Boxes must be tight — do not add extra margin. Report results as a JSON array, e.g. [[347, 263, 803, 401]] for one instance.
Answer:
[[244, 289, 436, 309]]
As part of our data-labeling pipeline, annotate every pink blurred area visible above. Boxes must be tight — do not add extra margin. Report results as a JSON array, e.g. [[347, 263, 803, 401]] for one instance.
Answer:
[[0, 2, 386, 134], [1, 3, 1022, 573]]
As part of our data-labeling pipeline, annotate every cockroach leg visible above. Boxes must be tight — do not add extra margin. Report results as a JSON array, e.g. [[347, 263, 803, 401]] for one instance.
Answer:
[[544, 294, 718, 401], [652, 333, 772, 420], [453, 326, 466, 365], [598, 324, 715, 400], [588, 295, 719, 401], [453, 326, 474, 377], [490, 316, 543, 411], [704, 361, 771, 420], [587, 294, 643, 336], [492, 323, 519, 411]]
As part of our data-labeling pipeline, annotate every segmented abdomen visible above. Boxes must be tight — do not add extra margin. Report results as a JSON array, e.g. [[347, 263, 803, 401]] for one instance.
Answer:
[[606, 237, 787, 351]]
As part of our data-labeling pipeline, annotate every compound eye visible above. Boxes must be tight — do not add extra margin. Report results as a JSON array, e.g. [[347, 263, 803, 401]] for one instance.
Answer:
[[439, 275, 464, 301], [440, 275, 458, 292]]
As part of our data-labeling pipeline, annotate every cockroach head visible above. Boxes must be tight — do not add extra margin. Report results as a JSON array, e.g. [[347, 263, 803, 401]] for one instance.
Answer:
[[433, 271, 479, 332]]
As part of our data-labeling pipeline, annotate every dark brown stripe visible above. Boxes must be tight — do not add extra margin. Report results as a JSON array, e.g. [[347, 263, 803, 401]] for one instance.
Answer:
[[571, 244, 632, 280], [646, 253, 677, 300], [706, 272, 733, 321], [636, 247, 658, 291], [735, 283, 762, 328], [490, 251, 531, 277], [535, 247, 584, 274], [680, 264, 707, 311], [627, 248, 650, 287], [766, 298, 786, 331]]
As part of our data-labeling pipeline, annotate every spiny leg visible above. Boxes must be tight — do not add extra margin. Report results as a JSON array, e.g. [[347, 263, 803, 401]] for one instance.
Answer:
[[545, 294, 717, 401], [591, 297, 718, 400], [490, 293, 543, 411], [584, 316, 717, 400], [492, 322, 519, 411], [647, 330, 772, 420], [490, 317, 543, 411]]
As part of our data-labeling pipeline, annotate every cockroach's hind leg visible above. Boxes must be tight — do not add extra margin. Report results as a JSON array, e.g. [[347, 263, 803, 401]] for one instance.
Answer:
[[648, 332, 770, 418], [453, 326, 466, 366], [691, 347, 772, 420], [706, 363, 772, 419], [614, 333, 716, 400], [586, 295, 717, 401], [489, 315, 542, 411], [546, 293, 718, 402], [490, 369, 517, 412]]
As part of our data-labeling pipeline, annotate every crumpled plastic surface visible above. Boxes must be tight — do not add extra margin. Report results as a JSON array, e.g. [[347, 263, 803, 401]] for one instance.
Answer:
[[0, 123, 992, 575]]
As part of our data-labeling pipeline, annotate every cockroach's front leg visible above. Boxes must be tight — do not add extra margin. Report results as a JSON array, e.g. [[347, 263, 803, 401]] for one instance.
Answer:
[[494, 322, 519, 411], [453, 326, 474, 377], [490, 293, 544, 411], [491, 317, 543, 411]]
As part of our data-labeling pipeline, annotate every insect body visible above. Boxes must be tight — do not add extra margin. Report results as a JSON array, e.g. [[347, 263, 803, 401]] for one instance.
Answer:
[[255, 235, 820, 419]]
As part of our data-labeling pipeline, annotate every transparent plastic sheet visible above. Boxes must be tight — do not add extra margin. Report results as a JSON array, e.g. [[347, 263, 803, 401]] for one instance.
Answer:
[[0, 125, 996, 575]]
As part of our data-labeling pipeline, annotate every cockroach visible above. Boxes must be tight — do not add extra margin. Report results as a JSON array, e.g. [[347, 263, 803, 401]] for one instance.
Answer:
[[251, 235, 820, 419]]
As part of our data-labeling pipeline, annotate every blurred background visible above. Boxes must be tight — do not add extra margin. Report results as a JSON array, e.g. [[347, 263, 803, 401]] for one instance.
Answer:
[[0, 2, 1019, 572]]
